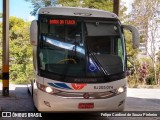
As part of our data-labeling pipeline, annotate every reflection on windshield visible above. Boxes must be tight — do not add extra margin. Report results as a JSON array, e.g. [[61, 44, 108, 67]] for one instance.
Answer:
[[38, 19, 126, 80], [45, 36, 85, 55]]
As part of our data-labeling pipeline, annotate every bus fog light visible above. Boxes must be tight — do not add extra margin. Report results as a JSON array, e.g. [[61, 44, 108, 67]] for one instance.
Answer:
[[45, 87, 53, 93], [117, 87, 124, 93]]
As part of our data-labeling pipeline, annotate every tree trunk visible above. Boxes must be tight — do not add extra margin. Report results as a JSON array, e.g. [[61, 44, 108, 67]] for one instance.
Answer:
[[153, 61, 157, 85]]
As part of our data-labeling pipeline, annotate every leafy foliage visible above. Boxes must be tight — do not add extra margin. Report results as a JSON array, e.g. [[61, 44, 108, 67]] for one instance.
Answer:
[[25, 0, 55, 15], [129, 0, 160, 85], [58, 0, 82, 7], [0, 17, 35, 84], [82, 0, 113, 12], [25, 0, 114, 15]]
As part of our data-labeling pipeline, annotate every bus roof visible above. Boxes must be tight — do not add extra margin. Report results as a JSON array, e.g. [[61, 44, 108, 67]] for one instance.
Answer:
[[38, 7, 118, 19]]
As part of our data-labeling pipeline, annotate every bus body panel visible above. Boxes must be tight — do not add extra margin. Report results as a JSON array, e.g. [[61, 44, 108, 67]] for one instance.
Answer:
[[38, 7, 118, 19], [35, 90, 126, 112], [29, 7, 132, 112], [43, 77, 126, 93], [33, 76, 126, 112]]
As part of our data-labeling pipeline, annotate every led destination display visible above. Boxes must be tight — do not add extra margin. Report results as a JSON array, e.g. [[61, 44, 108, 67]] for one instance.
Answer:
[[49, 19, 76, 25]]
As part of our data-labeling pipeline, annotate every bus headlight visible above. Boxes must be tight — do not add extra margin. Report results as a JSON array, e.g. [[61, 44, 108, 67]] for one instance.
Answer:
[[37, 82, 60, 94], [45, 87, 53, 93], [117, 87, 124, 93], [116, 86, 126, 94]]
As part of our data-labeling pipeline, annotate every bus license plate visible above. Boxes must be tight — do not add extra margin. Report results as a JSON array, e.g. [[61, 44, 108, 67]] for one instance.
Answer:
[[78, 103, 94, 109]]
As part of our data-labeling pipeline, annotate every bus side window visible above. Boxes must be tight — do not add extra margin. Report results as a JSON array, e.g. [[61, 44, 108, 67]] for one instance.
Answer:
[[39, 52, 46, 70]]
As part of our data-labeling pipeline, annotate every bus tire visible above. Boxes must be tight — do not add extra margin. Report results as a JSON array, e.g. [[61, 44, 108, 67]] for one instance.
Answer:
[[31, 80, 34, 98], [27, 85, 30, 94]]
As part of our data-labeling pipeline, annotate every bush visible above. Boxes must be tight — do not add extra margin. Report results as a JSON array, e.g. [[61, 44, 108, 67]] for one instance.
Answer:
[[146, 76, 156, 85]]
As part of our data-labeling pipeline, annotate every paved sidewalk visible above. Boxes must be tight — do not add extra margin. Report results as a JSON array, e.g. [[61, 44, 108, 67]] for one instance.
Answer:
[[0, 83, 35, 111], [126, 88, 160, 111]]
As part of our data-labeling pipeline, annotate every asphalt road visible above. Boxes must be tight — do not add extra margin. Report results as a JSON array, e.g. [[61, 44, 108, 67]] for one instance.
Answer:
[[0, 84, 160, 120]]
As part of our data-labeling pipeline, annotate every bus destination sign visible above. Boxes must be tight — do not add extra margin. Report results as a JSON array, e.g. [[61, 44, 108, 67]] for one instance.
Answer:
[[49, 19, 76, 25]]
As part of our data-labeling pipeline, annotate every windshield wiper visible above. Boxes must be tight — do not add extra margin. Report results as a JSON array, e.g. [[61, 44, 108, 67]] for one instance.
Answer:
[[88, 50, 110, 81]]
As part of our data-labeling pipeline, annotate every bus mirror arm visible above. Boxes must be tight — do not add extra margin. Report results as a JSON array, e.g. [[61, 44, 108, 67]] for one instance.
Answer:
[[30, 20, 38, 46], [122, 25, 140, 49]]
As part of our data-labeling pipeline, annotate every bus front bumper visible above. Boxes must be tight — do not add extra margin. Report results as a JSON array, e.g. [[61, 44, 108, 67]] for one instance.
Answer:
[[34, 89, 126, 112]]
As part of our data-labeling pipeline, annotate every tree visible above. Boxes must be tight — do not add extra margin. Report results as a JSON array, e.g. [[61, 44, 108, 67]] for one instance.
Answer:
[[25, 0, 55, 15], [0, 13, 2, 18], [58, 0, 83, 7], [130, 0, 160, 85], [25, 0, 114, 15], [82, 0, 113, 12], [0, 17, 34, 84], [123, 29, 140, 86], [25, 0, 130, 23]]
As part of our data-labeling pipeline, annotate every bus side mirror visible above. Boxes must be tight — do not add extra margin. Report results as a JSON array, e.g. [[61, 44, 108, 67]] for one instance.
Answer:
[[30, 20, 38, 46], [122, 25, 140, 49]]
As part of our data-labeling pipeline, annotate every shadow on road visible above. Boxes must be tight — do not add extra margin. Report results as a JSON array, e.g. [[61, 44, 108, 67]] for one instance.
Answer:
[[0, 86, 36, 112]]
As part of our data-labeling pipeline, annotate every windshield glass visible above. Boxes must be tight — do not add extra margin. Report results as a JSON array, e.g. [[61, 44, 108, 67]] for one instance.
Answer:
[[38, 18, 125, 79], [85, 21, 125, 76]]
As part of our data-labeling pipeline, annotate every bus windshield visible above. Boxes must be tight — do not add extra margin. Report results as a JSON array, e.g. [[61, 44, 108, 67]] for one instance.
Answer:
[[38, 17, 126, 81]]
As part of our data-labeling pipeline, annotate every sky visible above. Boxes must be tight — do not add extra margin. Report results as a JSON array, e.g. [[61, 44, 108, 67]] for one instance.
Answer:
[[0, 0, 35, 21], [0, 0, 134, 21], [121, 0, 134, 13]]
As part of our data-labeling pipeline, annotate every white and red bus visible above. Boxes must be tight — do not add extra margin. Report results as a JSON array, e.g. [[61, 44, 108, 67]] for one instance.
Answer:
[[29, 7, 139, 112]]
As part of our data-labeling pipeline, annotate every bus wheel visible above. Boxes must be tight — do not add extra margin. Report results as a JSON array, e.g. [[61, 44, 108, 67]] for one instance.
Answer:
[[27, 86, 30, 94], [31, 80, 34, 98]]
